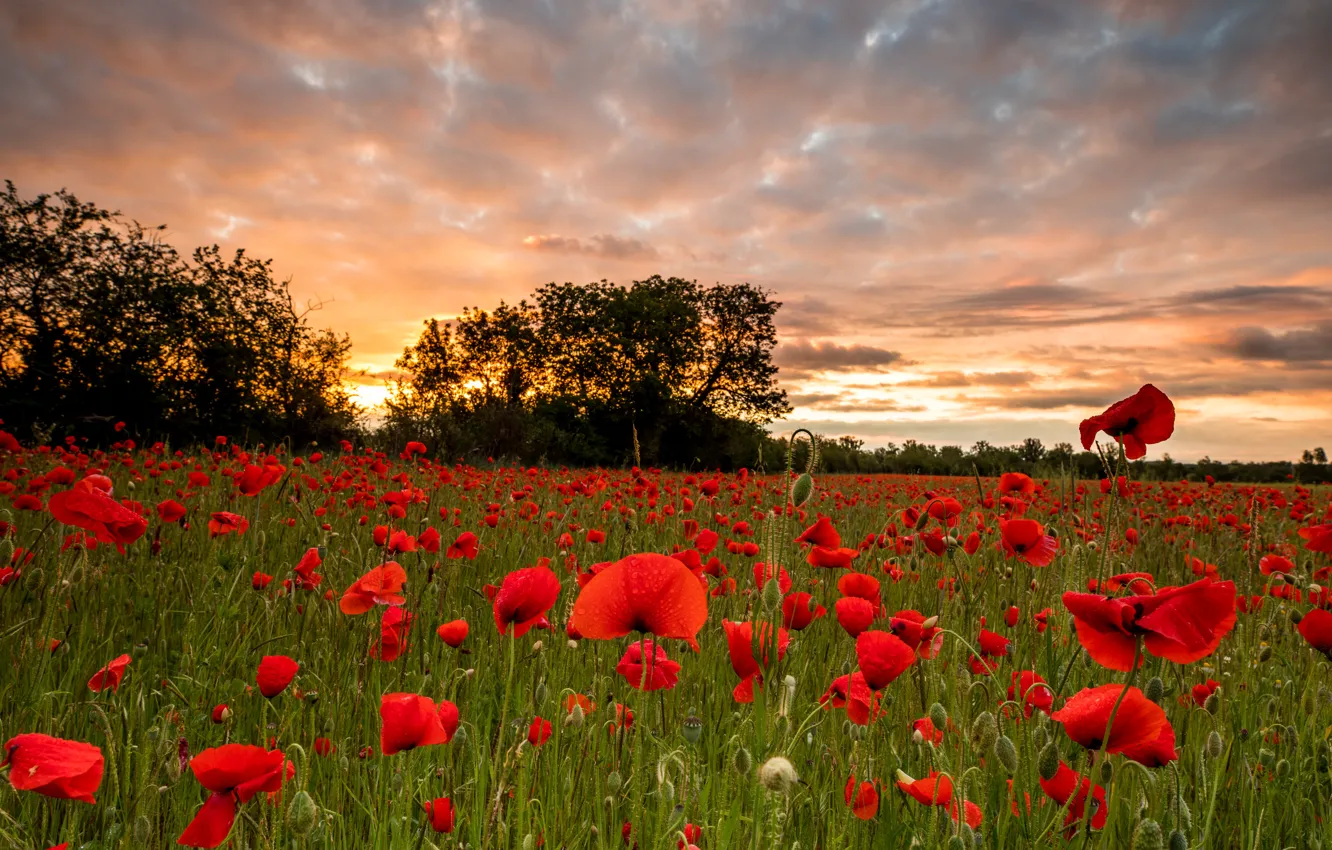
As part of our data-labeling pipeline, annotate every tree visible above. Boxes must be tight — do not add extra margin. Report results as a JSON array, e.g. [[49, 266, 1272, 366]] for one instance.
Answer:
[[1316, 447, 1328, 465]]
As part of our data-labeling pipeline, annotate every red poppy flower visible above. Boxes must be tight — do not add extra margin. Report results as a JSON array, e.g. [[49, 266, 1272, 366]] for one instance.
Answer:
[[446, 531, 479, 560], [177, 744, 290, 848], [158, 499, 187, 523], [88, 653, 131, 693], [437, 619, 469, 647], [570, 553, 707, 649], [48, 488, 147, 549], [380, 693, 459, 755], [844, 775, 879, 819], [782, 592, 826, 630], [807, 545, 859, 568], [615, 639, 681, 691], [313, 738, 335, 757], [291, 548, 322, 590], [1062, 577, 1236, 671], [927, 497, 963, 527], [834, 597, 876, 638], [820, 672, 882, 725], [895, 770, 983, 828], [888, 610, 943, 658], [694, 528, 719, 554], [978, 629, 1011, 658], [340, 562, 408, 615], [856, 630, 916, 690], [1186, 679, 1221, 707], [418, 526, 441, 553], [1298, 608, 1332, 656], [1078, 384, 1175, 460], [795, 516, 840, 548], [207, 511, 249, 537], [1259, 555, 1294, 576], [2, 733, 104, 804], [490, 565, 561, 638], [527, 717, 552, 746], [754, 562, 792, 594], [1300, 524, 1332, 554], [913, 717, 944, 743], [997, 472, 1035, 496], [252, 572, 273, 591], [370, 607, 412, 662], [1039, 762, 1107, 832], [837, 572, 882, 613], [723, 619, 789, 703], [1008, 670, 1054, 716], [1000, 519, 1058, 567], [1051, 684, 1171, 761], [256, 655, 298, 698], [425, 797, 455, 833], [387, 530, 417, 555], [234, 463, 283, 497]]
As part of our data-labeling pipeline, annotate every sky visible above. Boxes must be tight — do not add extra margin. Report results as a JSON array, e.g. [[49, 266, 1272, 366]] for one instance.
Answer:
[[2, 0, 1330, 461]]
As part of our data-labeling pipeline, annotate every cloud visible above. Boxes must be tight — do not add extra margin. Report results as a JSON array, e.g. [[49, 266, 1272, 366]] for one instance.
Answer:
[[522, 233, 659, 260], [1218, 322, 1332, 364], [774, 341, 909, 375]]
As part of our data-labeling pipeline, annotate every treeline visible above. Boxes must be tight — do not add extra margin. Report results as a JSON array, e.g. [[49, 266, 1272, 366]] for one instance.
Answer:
[[787, 434, 1332, 484], [0, 182, 359, 446], [380, 276, 790, 468]]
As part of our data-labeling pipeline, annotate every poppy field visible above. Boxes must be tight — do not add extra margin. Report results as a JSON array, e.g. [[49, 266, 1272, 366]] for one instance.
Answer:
[[3, 385, 1332, 850]]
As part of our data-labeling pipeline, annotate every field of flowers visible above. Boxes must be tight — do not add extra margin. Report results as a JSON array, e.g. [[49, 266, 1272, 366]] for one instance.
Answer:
[[3, 385, 1332, 850]]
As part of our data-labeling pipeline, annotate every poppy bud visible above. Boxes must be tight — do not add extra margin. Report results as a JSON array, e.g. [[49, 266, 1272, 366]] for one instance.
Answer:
[[1038, 741, 1060, 781], [1099, 759, 1114, 784], [790, 473, 813, 508], [1144, 676, 1164, 704], [1132, 819, 1164, 850], [1259, 748, 1276, 768], [1169, 831, 1188, 850], [453, 726, 468, 747], [565, 705, 585, 729], [682, 715, 702, 745], [912, 729, 924, 745], [1257, 645, 1272, 663], [287, 790, 318, 836], [734, 747, 752, 776], [1203, 692, 1220, 715], [849, 723, 864, 741], [947, 836, 966, 850], [1291, 609, 1304, 625], [757, 756, 798, 793], [929, 702, 948, 732], [531, 641, 543, 653], [535, 681, 548, 704], [211, 704, 231, 724], [133, 814, 151, 845], [607, 770, 622, 792], [523, 834, 537, 850], [1206, 730, 1223, 759], [970, 711, 997, 751], [1031, 725, 1048, 750], [762, 578, 782, 613], [1275, 758, 1291, 778], [915, 511, 930, 532], [659, 778, 675, 804], [994, 735, 1018, 776]]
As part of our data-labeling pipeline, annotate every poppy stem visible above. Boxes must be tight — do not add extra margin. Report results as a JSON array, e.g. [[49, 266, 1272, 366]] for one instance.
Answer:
[[1079, 637, 1142, 841]]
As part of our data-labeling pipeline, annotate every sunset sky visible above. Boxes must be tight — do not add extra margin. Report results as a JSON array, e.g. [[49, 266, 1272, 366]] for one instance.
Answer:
[[3, 0, 1329, 461]]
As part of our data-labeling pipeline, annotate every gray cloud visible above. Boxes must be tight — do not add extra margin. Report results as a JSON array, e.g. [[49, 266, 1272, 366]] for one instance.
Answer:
[[1219, 323, 1332, 364], [522, 233, 659, 260], [774, 341, 909, 374]]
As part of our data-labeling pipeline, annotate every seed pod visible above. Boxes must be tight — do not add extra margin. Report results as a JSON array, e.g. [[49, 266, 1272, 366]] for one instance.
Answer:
[[970, 711, 998, 752], [1203, 692, 1220, 715], [762, 579, 783, 613], [1258, 645, 1273, 663], [523, 834, 536, 850], [1145, 677, 1164, 704], [929, 702, 948, 731], [133, 815, 151, 845], [994, 735, 1018, 776], [734, 747, 752, 777], [1131, 818, 1164, 850], [287, 790, 318, 836], [682, 714, 702, 744], [1169, 831, 1188, 850], [757, 756, 798, 793], [1276, 758, 1291, 778], [659, 778, 675, 804], [1099, 759, 1113, 784], [1038, 741, 1060, 781], [1259, 748, 1276, 769], [1206, 730, 1223, 759], [534, 681, 548, 704]]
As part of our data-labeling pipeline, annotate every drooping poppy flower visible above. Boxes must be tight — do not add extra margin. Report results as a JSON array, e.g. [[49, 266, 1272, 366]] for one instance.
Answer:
[[1039, 762, 1107, 833], [2, 734, 104, 803], [437, 619, 469, 647], [425, 797, 455, 833], [782, 592, 826, 630], [570, 553, 708, 649], [834, 596, 876, 638], [889, 610, 943, 659], [1051, 684, 1171, 761], [1078, 383, 1175, 460], [256, 655, 299, 699], [1007, 670, 1054, 717], [490, 565, 561, 638], [723, 619, 789, 703], [1000, 519, 1058, 567], [380, 693, 459, 755], [997, 472, 1035, 496], [912, 717, 944, 744], [1259, 555, 1294, 576], [234, 463, 283, 497], [1298, 608, 1332, 656], [855, 631, 916, 690], [339, 562, 408, 615], [158, 499, 187, 523], [88, 654, 131, 693], [1062, 577, 1236, 671], [370, 607, 412, 662], [207, 512, 249, 538], [844, 775, 879, 819], [446, 531, 479, 560], [527, 717, 552, 746], [807, 545, 860, 569], [615, 639, 681, 691], [837, 572, 882, 613], [177, 744, 291, 848], [977, 629, 1012, 658]]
